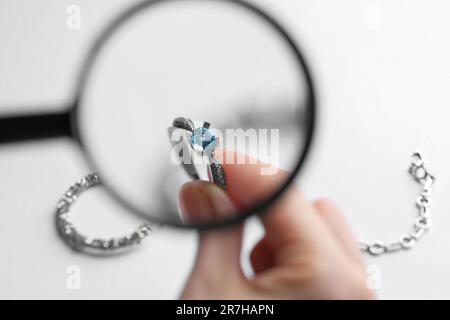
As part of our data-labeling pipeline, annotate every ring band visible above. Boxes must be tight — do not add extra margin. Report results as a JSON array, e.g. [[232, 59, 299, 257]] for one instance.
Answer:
[[168, 117, 226, 189]]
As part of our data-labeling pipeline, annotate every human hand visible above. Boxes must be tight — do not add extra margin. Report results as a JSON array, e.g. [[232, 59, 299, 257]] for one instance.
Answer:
[[179, 151, 373, 300]]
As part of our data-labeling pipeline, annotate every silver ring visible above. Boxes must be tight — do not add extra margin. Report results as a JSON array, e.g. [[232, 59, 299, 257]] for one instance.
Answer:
[[55, 173, 152, 255], [168, 117, 226, 189]]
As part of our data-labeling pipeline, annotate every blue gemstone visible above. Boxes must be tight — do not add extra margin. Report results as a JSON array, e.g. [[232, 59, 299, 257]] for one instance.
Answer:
[[191, 127, 216, 151]]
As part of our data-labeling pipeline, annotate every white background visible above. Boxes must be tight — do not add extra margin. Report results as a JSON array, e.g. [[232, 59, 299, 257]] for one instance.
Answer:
[[1, 0, 450, 299]]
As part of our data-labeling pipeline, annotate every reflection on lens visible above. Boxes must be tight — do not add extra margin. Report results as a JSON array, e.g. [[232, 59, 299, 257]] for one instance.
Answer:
[[77, 0, 314, 228]]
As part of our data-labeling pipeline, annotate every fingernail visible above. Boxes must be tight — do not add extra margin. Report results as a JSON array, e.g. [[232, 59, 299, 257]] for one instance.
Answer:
[[179, 181, 235, 223]]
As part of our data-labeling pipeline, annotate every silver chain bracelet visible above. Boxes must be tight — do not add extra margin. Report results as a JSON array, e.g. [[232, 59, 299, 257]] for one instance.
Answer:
[[55, 173, 152, 255], [358, 152, 435, 255]]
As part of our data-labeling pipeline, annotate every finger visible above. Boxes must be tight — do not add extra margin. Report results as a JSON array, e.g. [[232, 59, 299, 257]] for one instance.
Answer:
[[250, 237, 273, 274], [216, 149, 333, 257], [260, 187, 330, 257], [313, 199, 363, 264], [214, 149, 289, 210], [179, 181, 245, 279]]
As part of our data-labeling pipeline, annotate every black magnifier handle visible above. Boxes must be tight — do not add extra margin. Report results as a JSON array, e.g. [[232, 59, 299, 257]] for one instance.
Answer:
[[0, 110, 72, 144]]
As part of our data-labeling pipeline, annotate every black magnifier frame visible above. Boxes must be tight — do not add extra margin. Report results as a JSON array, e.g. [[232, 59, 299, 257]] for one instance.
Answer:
[[0, 0, 316, 230]]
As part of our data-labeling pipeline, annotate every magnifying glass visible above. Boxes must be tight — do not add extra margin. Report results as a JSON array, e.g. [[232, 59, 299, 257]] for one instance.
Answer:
[[0, 0, 316, 229]]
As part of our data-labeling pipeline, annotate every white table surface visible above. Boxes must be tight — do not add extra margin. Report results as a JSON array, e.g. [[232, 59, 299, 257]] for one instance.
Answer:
[[1, 0, 450, 299]]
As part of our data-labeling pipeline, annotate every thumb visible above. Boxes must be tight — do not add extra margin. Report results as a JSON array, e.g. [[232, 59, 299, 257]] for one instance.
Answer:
[[179, 181, 245, 298]]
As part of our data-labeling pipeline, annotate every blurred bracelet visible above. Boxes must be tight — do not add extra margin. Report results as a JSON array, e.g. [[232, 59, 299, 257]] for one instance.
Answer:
[[55, 173, 152, 255]]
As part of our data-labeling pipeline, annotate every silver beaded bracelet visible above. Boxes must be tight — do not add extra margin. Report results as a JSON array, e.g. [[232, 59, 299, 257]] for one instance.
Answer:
[[55, 173, 152, 255]]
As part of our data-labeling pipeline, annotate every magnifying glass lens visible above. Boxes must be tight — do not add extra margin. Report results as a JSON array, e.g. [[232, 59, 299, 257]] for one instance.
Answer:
[[77, 0, 313, 227]]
